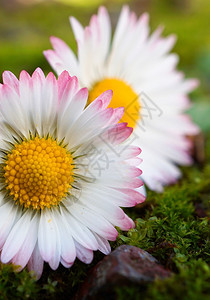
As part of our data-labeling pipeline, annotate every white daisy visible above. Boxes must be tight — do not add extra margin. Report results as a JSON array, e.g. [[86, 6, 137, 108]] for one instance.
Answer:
[[0, 68, 145, 279], [44, 5, 199, 192]]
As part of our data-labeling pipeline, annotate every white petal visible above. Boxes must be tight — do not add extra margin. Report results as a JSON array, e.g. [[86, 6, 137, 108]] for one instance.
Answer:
[[69, 203, 118, 241], [61, 207, 99, 250], [93, 233, 111, 255], [57, 87, 88, 142], [27, 242, 44, 280], [74, 240, 93, 264], [38, 210, 59, 263], [53, 209, 76, 264], [1, 211, 33, 263], [0, 202, 20, 249], [12, 214, 39, 271], [80, 189, 125, 220]]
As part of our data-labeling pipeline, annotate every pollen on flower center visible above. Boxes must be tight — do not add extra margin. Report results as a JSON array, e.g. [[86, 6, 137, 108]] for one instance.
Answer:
[[88, 78, 140, 128], [4, 137, 74, 210]]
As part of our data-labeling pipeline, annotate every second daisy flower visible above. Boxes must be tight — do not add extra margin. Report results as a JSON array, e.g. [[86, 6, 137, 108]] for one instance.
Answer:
[[44, 6, 199, 192]]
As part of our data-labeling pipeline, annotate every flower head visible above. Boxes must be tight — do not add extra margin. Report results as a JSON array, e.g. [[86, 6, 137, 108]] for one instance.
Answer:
[[0, 68, 144, 279], [44, 6, 200, 192]]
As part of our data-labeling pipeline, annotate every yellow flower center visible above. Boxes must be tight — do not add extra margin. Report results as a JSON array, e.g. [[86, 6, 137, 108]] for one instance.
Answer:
[[88, 78, 140, 128], [4, 137, 74, 210]]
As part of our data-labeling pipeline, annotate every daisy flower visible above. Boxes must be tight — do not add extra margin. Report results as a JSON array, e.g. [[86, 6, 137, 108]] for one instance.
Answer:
[[44, 6, 199, 192], [0, 68, 145, 279]]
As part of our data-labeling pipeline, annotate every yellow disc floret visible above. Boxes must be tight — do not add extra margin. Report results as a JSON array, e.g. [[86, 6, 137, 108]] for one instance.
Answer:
[[88, 78, 140, 128], [4, 137, 74, 210]]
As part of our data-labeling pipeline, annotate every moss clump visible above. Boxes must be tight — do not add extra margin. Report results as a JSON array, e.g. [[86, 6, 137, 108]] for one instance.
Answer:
[[147, 259, 210, 300], [118, 180, 210, 268], [0, 264, 38, 299], [115, 259, 210, 300]]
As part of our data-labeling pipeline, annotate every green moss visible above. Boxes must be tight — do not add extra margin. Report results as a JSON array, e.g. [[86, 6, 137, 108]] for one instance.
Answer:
[[147, 259, 210, 300], [115, 259, 210, 300], [118, 172, 210, 268], [0, 264, 38, 299]]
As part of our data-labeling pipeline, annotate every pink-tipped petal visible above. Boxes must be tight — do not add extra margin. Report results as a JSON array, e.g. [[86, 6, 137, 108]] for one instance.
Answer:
[[94, 90, 113, 109], [70, 16, 84, 42], [2, 71, 19, 95], [28, 243, 44, 280]]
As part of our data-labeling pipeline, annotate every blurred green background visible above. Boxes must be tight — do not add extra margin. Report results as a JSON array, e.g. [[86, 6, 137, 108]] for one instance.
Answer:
[[0, 0, 209, 131]]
